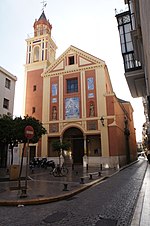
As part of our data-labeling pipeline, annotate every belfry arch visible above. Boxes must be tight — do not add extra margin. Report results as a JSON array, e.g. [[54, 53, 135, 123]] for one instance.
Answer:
[[63, 127, 84, 164]]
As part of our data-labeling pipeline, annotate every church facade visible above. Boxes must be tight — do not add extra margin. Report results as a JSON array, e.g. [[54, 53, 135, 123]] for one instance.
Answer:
[[24, 11, 137, 168]]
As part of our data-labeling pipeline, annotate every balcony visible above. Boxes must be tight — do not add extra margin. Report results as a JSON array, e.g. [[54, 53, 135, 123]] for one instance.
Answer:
[[116, 10, 146, 98], [125, 66, 146, 97]]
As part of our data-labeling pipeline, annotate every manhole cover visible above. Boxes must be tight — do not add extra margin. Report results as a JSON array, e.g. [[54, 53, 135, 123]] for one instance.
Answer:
[[43, 212, 67, 224], [95, 218, 117, 226]]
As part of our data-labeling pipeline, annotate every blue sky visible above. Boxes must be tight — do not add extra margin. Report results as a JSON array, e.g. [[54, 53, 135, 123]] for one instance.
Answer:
[[0, 0, 145, 141]]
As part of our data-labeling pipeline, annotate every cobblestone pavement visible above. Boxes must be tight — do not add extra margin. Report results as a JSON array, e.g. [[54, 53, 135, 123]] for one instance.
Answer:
[[0, 159, 147, 226]]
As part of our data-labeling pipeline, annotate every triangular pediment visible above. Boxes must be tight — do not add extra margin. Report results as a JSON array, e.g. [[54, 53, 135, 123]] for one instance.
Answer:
[[79, 57, 93, 65], [42, 45, 105, 77], [53, 60, 64, 71]]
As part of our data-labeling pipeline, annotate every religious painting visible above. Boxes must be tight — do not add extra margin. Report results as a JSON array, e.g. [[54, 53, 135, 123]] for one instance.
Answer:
[[52, 98, 57, 103], [87, 77, 94, 90], [52, 83, 57, 96], [65, 97, 80, 119], [88, 93, 94, 98]]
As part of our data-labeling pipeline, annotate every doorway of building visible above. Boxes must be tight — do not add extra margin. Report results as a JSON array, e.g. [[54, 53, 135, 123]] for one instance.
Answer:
[[72, 136, 84, 164], [63, 127, 84, 164]]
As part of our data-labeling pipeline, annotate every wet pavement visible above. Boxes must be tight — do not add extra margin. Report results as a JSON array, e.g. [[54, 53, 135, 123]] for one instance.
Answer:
[[0, 165, 117, 206]]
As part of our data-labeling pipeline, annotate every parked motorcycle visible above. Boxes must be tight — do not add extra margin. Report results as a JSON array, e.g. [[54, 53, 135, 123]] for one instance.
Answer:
[[29, 158, 55, 171], [40, 158, 48, 168], [29, 158, 42, 169]]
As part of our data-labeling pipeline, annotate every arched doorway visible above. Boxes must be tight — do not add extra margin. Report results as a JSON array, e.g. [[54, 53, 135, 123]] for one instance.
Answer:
[[63, 127, 84, 164]]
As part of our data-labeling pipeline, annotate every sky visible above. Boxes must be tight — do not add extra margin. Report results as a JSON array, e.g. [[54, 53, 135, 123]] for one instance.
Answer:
[[0, 0, 145, 141]]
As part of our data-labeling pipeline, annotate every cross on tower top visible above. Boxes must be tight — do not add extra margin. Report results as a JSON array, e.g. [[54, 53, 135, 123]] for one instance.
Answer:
[[41, 0, 47, 11]]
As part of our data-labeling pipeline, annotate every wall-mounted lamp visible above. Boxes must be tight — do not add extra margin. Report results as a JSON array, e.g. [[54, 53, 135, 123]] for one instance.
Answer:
[[100, 116, 104, 126]]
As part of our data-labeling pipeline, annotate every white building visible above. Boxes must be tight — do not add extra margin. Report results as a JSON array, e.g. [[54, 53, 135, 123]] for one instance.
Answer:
[[0, 66, 17, 167], [0, 66, 17, 116]]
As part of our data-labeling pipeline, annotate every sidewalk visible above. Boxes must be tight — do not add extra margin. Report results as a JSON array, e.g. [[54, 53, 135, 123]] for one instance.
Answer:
[[131, 160, 150, 226], [0, 165, 117, 206]]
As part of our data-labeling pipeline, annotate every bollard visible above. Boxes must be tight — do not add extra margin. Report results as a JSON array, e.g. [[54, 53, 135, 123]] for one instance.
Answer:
[[100, 164, 102, 171], [80, 177, 84, 184], [98, 171, 101, 177], [86, 164, 88, 171], [20, 189, 27, 198], [89, 174, 93, 180], [63, 183, 69, 191]]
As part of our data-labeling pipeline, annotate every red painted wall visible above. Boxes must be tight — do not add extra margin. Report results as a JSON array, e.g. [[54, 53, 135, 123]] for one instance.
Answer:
[[25, 69, 43, 121], [106, 95, 137, 162]]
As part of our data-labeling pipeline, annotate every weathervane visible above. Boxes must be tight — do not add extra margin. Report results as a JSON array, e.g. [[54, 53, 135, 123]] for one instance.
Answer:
[[41, 0, 47, 11]]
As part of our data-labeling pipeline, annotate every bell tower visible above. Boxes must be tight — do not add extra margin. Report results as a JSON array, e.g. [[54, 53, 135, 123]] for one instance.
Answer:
[[24, 10, 57, 121]]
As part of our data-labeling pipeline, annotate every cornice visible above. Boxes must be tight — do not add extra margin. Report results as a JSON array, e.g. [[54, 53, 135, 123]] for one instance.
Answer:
[[24, 60, 49, 71], [42, 64, 104, 77], [26, 34, 57, 49], [0, 66, 17, 81]]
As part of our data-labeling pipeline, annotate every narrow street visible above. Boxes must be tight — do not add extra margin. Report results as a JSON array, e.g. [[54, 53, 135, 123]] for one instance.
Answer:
[[0, 160, 147, 226]]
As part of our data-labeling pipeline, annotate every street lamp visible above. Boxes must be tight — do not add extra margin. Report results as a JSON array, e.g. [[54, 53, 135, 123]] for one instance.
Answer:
[[124, 118, 130, 164]]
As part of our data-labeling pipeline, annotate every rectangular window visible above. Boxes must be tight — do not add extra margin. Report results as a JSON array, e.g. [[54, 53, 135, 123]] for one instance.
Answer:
[[3, 98, 9, 109], [33, 85, 36, 91], [32, 107, 36, 114], [5, 78, 11, 89], [68, 56, 74, 65], [67, 78, 78, 93]]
